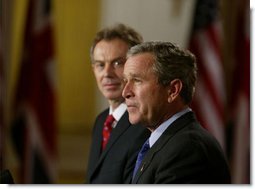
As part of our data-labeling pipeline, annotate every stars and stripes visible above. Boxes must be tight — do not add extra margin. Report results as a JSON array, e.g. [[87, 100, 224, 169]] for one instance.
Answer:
[[228, 0, 250, 183], [188, 0, 226, 150]]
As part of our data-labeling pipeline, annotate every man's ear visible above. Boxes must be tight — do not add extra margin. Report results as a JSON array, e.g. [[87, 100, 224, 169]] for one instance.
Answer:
[[167, 79, 182, 103]]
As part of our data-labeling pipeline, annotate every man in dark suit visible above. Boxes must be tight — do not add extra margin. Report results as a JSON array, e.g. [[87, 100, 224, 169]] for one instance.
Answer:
[[86, 24, 150, 184], [122, 41, 231, 184]]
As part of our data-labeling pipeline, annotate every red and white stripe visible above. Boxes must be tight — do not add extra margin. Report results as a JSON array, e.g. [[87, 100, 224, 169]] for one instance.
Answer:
[[230, 0, 250, 183], [190, 21, 226, 150]]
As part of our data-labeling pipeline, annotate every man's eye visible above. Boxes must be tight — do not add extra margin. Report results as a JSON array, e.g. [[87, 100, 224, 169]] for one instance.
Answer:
[[113, 61, 122, 67], [113, 58, 126, 67], [134, 78, 142, 83], [95, 62, 105, 69]]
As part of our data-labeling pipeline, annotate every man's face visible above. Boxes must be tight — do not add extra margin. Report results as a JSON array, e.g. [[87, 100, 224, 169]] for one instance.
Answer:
[[122, 53, 170, 127], [92, 39, 129, 102]]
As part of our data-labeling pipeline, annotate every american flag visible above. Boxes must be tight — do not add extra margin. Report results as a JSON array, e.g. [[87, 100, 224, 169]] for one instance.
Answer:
[[188, 0, 226, 150], [11, 0, 57, 183], [228, 0, 250, 183]]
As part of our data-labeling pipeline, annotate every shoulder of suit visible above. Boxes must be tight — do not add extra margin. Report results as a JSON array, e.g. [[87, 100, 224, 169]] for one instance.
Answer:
[[96, 108, 110, 119]]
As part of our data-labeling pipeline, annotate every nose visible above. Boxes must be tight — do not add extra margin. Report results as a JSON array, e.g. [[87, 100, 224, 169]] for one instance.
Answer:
[[122, 81, 132, 99], [103, 63, 114, 76]]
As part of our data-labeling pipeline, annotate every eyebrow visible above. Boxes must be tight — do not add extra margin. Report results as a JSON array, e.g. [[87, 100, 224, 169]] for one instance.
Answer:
[[124, 72, 143, 80], [94, 57, 126, 64]]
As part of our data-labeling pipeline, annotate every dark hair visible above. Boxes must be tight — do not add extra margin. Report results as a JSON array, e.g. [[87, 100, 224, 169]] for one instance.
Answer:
[[90, 23, 143, 61], [127, 41, 197, 104]]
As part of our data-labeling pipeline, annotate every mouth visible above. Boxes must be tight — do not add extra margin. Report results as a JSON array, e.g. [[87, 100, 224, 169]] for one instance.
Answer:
[[126, 103, 137, 111], [103, 83, 120, 89]]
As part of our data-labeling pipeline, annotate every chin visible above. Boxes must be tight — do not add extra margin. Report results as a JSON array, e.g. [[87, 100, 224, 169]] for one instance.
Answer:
[[129, 116, 140, 125]]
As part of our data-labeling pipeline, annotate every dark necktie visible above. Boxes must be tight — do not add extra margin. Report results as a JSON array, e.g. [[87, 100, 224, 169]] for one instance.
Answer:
[[102, 114, 115, 150], [132, 139, 150, 180]]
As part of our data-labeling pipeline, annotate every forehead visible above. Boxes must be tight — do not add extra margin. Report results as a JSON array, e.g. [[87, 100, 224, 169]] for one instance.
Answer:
[[124, 52, 155, 76], [94, 39, 129, 56]]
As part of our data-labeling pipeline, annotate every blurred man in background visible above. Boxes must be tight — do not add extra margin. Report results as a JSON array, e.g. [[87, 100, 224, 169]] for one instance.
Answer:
[[86, 23, 150, 184]]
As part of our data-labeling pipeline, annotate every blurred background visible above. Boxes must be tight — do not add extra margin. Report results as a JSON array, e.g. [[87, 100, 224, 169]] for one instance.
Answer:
[[0, 0, 250, 184]]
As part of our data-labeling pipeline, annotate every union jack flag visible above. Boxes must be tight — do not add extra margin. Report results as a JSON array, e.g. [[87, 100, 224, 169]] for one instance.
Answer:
[[11, 0, 57, 183]]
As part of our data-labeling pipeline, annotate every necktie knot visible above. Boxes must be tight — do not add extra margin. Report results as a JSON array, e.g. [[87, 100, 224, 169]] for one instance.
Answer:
[[104, 114, 115, 127], [102, 114, 115, 151]]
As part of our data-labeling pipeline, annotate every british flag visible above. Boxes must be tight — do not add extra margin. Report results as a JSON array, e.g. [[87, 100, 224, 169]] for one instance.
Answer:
[[11, 0, 57, 183]]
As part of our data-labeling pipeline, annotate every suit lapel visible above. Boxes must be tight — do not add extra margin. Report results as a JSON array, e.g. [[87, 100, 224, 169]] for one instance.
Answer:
[[90, 111, 131, 179], [132, 112, 196, 183], [93, 113, 107, 162], [87, 110, 108, 181]]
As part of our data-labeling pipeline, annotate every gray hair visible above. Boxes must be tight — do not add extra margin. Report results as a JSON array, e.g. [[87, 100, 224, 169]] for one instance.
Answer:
[[127, 41, 197, 104]]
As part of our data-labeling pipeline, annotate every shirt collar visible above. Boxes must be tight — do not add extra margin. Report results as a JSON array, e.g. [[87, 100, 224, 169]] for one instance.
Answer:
[[149, 108, 191, 147], [109, 103, 127, 122]]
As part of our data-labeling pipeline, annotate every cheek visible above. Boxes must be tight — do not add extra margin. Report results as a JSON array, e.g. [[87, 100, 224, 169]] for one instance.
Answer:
[[93, 71, 102, 81], [96, 75, 104, 88], [115, 68, 124, 79], [136, 89, 152, 114], [141, 96, 154, 116], [142, 88, 166, 115]]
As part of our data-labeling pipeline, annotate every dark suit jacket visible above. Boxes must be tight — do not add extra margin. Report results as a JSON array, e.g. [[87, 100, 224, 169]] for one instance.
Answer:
[[86, 109, 150, 184], [132, 112, 231, 184], [0, 170, 14, 184]]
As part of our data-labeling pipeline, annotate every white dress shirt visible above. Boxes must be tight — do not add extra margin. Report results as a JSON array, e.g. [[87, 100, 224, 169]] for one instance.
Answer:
[[109, 103, 127, 128]]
